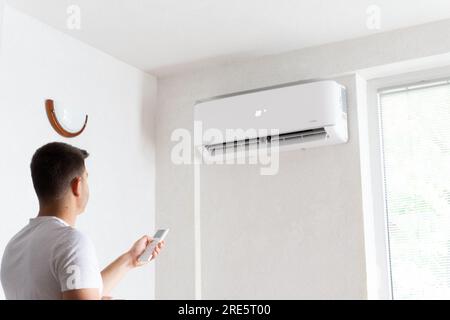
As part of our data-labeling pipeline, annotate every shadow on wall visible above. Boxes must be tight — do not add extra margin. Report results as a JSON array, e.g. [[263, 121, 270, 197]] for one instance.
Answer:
[[140, 76, 157, 158]]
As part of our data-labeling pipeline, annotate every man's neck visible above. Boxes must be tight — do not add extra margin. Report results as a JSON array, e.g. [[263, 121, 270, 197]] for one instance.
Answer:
[[38, 202, 77, 227]]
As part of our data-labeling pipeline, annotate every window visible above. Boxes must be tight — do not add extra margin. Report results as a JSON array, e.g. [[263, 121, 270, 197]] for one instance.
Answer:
[[379, 79, 450, 299]]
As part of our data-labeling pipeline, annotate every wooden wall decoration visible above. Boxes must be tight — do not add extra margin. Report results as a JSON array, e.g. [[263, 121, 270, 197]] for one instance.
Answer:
[[45, 99, 88, 138]]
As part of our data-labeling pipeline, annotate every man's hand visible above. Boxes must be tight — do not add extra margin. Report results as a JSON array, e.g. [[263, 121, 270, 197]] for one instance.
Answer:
[[126, 235, 165, 268], [101, 235, 165, 297]]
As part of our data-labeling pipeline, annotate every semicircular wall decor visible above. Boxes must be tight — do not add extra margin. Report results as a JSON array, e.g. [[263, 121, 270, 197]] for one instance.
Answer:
[[45, 99, 88, 138]]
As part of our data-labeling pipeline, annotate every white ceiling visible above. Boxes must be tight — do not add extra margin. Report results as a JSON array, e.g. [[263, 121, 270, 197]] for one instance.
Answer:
[[6, 0, 450, 76]]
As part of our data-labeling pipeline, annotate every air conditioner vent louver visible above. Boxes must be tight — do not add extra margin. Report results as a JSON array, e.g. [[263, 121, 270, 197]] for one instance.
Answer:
[[205, 127, 328, 155]]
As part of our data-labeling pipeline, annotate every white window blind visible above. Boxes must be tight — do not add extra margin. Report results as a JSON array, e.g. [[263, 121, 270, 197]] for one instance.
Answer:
[[379, 79, 450, 299]]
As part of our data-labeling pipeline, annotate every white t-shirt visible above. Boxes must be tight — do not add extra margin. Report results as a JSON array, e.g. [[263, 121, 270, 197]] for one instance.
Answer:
[[1, 216, 102, 300]]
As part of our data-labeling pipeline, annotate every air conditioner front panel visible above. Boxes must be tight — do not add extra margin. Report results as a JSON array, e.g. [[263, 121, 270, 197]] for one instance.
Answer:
[[194, 80, 344, 143]]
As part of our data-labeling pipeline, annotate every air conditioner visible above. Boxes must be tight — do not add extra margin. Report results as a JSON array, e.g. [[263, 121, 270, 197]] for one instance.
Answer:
[[193, 80, 348, 159]]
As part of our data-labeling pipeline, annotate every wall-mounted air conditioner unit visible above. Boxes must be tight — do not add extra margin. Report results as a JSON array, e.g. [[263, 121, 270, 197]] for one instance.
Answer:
[[194, 80, 348, 159]]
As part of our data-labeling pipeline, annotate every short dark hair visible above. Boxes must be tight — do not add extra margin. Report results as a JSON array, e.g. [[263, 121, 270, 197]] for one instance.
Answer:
[[30, 142, 89, 202]]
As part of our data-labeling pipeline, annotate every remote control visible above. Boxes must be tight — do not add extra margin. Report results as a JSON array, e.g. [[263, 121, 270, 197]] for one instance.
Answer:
[[138, 229, 169, 263]]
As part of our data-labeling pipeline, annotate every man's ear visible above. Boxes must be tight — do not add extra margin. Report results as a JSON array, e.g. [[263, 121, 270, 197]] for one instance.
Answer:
[[71, 177, 82, 197]]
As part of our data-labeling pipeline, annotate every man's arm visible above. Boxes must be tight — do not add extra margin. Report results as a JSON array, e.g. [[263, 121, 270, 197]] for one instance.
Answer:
[[63, 288, 101, 300], [101, 235, 164, 297]]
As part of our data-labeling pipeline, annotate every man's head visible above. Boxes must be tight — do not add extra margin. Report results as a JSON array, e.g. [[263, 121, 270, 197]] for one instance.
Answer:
[[30, 142, 90, 214]]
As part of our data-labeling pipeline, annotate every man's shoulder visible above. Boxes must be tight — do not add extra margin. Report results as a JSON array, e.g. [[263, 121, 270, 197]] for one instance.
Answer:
[[54, 226, 93, 249], [51, 227, 97, 268]]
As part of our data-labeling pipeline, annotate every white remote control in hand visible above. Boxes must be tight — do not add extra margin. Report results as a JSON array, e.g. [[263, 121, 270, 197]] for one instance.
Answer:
[[138, 229, 169, 263]]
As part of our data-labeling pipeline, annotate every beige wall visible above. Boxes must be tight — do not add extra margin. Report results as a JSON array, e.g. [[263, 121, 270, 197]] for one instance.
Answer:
[[199, 75, 366, 299]]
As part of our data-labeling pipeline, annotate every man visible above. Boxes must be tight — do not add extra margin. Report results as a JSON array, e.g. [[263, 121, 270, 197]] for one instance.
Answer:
[[0, 142, 164, 299]]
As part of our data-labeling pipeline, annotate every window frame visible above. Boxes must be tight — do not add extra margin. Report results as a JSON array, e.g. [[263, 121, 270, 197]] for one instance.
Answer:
[[364, 66, 450, 299]]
